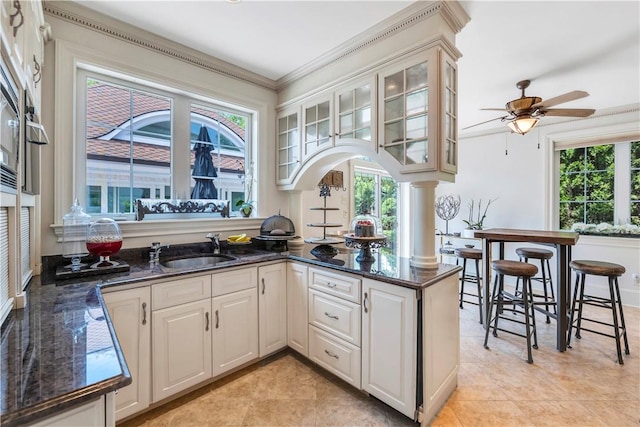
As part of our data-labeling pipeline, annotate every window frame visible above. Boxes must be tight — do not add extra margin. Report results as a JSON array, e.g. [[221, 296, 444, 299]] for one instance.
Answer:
[[551, 122, 640, 230], [76, 67, 254, 221]]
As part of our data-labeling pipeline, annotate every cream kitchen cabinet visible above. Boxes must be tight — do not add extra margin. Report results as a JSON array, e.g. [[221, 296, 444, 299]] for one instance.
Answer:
[[102, 287, 150, 421], [211, 267, 259, 376], [361, 278, 417, 419], [377, 49, 458, 178], [276, 107, 302, 185], [258, 262, 287, 357], [151, 275, 213, 402], [308, 267, 362, 388], [286, 262, 308, 356], [26, 393, 115, 427], [334, 76, 376, 151], [302, 95, 333, 159]]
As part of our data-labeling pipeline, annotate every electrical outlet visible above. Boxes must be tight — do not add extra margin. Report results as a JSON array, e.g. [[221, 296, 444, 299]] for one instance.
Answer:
[[633, 273, 640, 286]]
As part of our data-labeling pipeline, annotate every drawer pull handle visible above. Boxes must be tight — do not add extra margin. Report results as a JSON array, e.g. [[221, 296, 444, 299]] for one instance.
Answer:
[[205, 312, 210, 331], [324, 312, 339, 320], [142, 302, 147, 325], [364, 292, 369, 313], [326, 282, 337, 288], [324, 349, 339, 359], [215, 310, 220, 329], [261, 278, 266, 295]]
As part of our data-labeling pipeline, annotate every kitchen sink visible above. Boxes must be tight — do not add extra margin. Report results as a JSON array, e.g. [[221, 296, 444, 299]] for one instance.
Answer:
[[160, 255, 236, 269]]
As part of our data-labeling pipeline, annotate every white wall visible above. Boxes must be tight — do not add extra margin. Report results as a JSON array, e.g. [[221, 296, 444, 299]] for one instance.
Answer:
[[436, 106, 640, 307]]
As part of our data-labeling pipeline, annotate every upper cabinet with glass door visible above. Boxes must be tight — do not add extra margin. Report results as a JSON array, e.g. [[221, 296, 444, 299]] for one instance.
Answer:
[[276, 107, 301, 185], [334, 76, 376, 152], [302, 96, 332, 160], [378, 49, 458, 179]]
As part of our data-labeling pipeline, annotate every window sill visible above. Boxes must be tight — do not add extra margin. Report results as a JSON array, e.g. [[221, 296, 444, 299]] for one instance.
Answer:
[[51, 217, 266, 243]]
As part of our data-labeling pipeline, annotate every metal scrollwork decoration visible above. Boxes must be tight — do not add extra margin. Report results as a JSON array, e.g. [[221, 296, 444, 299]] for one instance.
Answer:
[[135, 199, 230, 221], [9, 1, 24, 37], [435, 194, 461, 235], [33, 55, 41, 86]]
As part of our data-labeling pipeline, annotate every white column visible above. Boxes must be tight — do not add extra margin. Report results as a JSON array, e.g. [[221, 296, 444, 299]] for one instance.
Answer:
[[410, 181, 438, 269]]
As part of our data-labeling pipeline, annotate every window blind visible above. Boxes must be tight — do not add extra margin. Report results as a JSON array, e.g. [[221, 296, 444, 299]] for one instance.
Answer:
[[1, 208, 11, 323]]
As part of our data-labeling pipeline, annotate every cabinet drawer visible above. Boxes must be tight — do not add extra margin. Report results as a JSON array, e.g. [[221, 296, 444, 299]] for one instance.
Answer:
[[212, 267, 257, 297], [309, 267, 361, 303], [152, 275, 212, 310], [309, 325, 361, 389], [309, 289, 360, 346]]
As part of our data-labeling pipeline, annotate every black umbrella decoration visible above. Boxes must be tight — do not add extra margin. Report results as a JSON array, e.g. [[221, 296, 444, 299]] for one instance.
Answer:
[[191, 125, 218, 199]]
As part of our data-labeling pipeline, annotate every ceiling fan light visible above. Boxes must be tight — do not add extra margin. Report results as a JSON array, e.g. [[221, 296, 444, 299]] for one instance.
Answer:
[[507, 116, 539, 135]]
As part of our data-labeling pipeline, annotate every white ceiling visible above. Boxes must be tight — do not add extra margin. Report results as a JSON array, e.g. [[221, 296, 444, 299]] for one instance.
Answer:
[[76, 0, 640, 133]]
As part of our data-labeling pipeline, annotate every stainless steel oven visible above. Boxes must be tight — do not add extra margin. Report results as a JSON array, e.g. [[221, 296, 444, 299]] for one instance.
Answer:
[[0, 59, 20, 194]]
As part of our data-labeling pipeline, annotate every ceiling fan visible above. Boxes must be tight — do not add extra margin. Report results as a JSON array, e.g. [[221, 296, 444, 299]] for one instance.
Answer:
[[464, 79, 596, 135]]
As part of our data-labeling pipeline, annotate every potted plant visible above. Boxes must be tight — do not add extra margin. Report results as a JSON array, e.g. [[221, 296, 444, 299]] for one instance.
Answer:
[[462, 198, 496, 237], [236, 199, 255, 217]]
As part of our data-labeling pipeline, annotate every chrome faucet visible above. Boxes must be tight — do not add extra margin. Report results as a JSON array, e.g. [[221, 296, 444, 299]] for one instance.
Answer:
[[150, 241, 170, 262], [206, 233, 221, 254]]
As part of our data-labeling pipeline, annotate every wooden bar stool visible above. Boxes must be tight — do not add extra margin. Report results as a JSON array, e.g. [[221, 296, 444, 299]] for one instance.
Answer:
[[455, 247, 483, 323], [515, 247, 556, 323], [484, 260, 538, 363], [567, 260, 630, 365]]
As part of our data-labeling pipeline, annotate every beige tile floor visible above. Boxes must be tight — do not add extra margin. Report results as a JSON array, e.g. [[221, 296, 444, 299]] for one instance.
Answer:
[[120, 303, 639, 427]]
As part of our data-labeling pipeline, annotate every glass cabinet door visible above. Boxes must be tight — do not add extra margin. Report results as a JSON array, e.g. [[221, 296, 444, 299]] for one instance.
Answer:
[[277, 109, 301, 183], [379, 57, 439, 171], [335, 78, 374, 148], [442, 57, 458, 173], [303, 99, 332, 159]]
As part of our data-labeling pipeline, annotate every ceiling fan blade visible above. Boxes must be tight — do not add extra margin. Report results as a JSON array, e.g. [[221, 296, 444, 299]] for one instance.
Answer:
[[461, 116, 508, 130], [532, 90, 589, 109], [540, 108, 596, 118], [480, 108, 507, 111]]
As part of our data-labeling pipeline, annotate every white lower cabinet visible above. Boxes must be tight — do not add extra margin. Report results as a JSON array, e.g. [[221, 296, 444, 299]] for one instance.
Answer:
[[258, 263, 288, 357], [27, 393, 115, 427], [287, 262, 309, 356], [102, 287, 151, 420], [212, 287, 258, 376], [309, 325, 361, 388], [152, 298, 212, 402], [361, 278, 417, 419]]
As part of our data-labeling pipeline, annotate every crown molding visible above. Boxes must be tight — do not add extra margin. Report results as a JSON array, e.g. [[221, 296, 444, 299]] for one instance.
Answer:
[[276, 1, 470, 89], [42, 0, 277, 91]]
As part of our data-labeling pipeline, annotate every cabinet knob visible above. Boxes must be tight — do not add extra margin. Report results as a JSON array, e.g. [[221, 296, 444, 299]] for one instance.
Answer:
[[326, 282, 337, 288]]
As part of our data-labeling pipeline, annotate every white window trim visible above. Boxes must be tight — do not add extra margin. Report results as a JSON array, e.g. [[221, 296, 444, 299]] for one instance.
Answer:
[[53, 40, 269, 242]]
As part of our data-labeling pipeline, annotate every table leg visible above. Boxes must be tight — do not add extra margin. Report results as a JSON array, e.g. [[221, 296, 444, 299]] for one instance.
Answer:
[[556, 244, 570, 351], [481, 239, 492, 329]]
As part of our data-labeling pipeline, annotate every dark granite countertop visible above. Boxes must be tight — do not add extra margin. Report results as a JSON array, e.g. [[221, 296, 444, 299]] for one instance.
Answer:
[[1, 241, 460, 426]]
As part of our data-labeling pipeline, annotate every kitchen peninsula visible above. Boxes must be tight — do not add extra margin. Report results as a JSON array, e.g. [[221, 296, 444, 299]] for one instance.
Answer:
[[1, 242, 461, 426]]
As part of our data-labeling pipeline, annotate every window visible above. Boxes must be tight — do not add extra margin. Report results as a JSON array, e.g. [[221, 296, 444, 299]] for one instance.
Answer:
[[81, 71, 252, 218], [558, 141, 639, 229], [353, 168, 398, 250]]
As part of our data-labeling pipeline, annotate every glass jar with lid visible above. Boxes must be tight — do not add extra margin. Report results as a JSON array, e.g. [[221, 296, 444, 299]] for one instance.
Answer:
[[62, 199, 91, 271]]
